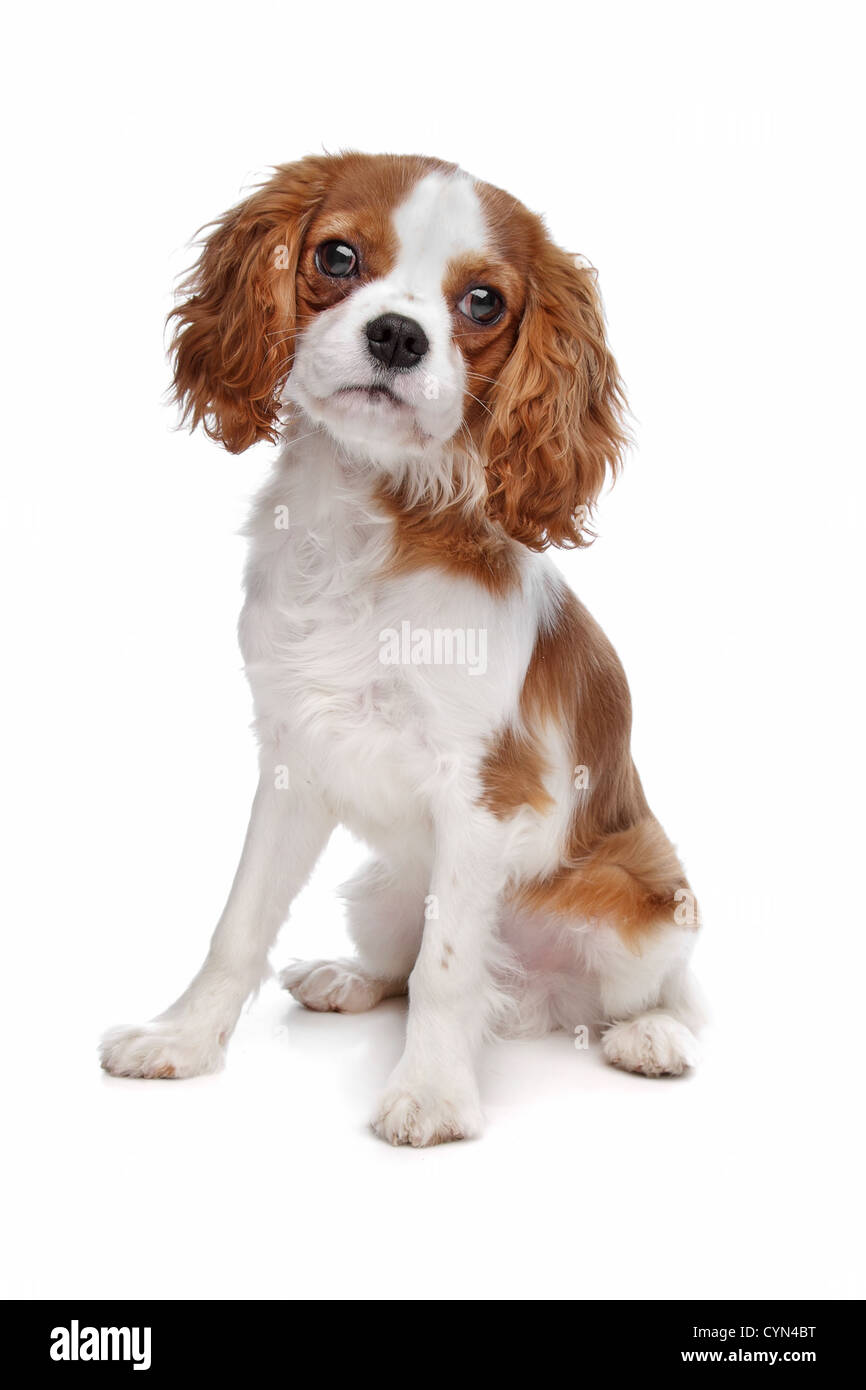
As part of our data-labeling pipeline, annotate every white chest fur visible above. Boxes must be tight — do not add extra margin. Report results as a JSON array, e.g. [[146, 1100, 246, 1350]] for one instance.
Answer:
[[238, 435, 543, 839]]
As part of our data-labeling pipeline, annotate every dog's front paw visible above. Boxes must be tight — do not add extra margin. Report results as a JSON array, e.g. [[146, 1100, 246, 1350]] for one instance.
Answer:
[[372, 1069, 483, 1147], [99, 1021, 226, 1080]]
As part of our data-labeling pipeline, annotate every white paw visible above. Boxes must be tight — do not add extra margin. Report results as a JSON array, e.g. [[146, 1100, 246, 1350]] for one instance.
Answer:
[[372, 1069, 483, 1148], [99, 1021, 225, 1079], [280, 958, 391, 1013], [603, 1011, 698, 1077]]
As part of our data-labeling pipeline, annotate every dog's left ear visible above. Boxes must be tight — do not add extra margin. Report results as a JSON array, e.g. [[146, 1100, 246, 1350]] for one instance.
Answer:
[[169, 157, 331, 453], [483, 241, 628, 549]]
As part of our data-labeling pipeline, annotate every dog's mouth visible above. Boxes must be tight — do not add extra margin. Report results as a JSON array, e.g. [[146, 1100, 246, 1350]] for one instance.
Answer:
[[335, 383, 405, 407]]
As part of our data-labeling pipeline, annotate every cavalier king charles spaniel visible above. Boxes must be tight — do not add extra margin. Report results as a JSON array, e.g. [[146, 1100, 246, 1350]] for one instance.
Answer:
[[101, 153, 702, 1145]]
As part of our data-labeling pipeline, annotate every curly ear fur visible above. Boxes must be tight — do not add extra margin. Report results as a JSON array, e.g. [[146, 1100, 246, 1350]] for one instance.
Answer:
[[169, 157, 331, 453], [483, 242, 629, 550]]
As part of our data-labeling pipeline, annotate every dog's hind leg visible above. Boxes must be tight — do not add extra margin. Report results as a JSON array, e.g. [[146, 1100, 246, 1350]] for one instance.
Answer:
[[522, 817, 703, 1075], [594, 922, 703, 1076], [581, 821, 703, 1076]]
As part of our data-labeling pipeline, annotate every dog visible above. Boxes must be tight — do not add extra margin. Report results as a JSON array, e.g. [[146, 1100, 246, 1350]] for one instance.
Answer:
[[100, 153, 702, 1145]]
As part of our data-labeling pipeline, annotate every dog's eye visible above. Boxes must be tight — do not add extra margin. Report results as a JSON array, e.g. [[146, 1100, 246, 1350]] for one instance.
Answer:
[[457, 286, 504, 325], [315, 241, 359, 278]]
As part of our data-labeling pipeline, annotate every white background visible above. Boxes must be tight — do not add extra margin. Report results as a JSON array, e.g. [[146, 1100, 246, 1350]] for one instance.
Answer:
[[2, 0, 864, 1300]]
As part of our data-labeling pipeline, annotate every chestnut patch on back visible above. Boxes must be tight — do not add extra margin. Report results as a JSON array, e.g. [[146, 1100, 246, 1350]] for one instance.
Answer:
[[479, 586, 694, 943], [480, 585, 643, 832], [479, 726, 554, 816]]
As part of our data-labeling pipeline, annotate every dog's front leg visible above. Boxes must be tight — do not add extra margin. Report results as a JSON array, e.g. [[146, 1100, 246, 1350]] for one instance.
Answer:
[[100, 771, 334, 1079], [373, 799, 507, 1147]]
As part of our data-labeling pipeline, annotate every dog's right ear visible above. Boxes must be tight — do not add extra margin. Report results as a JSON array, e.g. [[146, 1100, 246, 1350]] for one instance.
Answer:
[[169, 157, 331, 453]]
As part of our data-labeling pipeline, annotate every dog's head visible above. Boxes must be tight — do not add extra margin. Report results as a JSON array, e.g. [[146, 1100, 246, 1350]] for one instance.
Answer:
[[171, 152, 627, 548]]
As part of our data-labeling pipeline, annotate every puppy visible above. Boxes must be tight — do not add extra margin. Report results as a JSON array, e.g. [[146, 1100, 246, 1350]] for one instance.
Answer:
[[101, 153, 701, 1145]]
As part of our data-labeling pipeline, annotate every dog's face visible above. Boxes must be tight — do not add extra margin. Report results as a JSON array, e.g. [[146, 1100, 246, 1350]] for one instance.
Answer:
[[288, 161, 524, 457], [171, 153, 627, 548]]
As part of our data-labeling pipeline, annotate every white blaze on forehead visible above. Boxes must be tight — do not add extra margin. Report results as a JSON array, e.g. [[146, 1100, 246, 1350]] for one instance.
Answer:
[[390, 172, 487, 296]]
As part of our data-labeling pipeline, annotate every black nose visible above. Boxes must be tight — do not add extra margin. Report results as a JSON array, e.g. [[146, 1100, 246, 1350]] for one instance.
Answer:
[[365, 313, 429, 370]]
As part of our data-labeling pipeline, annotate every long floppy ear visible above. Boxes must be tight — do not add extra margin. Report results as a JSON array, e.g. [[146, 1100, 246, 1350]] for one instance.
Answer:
[[483, 241, 628, 550], [169, 157, 330, 453]]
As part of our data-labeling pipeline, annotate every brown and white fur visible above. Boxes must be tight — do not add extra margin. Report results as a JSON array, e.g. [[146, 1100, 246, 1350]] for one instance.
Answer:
[[100, 153, 702, 1145]]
